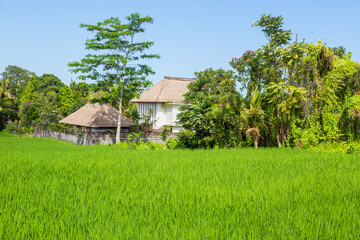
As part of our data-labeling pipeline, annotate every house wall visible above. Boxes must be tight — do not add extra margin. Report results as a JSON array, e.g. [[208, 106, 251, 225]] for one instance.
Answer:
[[153, 103, 183, 132], [137, 102, 184, 132]]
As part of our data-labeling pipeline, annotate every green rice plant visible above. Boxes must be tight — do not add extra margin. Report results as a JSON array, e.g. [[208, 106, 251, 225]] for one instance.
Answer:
[[0, 133, 359, 239]]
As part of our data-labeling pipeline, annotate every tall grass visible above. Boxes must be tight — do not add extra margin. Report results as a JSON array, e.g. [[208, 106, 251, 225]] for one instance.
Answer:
[[0, 133, 359, 239]]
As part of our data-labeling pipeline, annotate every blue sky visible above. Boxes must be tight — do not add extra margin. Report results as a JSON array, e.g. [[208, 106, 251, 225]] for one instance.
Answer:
[[1, 0, 359, 86]]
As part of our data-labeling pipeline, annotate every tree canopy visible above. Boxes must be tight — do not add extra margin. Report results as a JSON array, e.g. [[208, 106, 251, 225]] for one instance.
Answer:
[[178, 14, 360, 149], [1, 65, 36, 100], [68, 13, 160, 142]]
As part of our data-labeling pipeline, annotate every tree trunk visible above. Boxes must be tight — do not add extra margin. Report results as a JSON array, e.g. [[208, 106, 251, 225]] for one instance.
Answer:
[[115, 88, 124, 143], [284, 115, 291, 147], [254, 134, 259, 148], [276, 108, 282, 147], [115, 56, 127, 144], [277, 134, 282, 147]]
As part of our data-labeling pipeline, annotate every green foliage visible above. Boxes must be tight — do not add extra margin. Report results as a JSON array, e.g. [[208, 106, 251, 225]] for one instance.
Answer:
[[58, 86, 75, 116], [176, 129, 197, 149], [176, 14, 360, 149], [2, 121, 35, 135], [178, 68, 242, 148], [240, 88, 265, 148], [19, 77, 36, 103], [0, 78, 17, 130], [0, 78, 13, 100], [69, 98, 87, 114], [67, 81, 98, 114], [127, 131, 144, 145], [331, 46, 346, 58], [252, 14, 292, 46], [290, 122, 319, 148], [123, 102, 140, 123], [70, 80, 99, 100], [229, 50, 263, 97], [0, 102, 17, 131], [18, 76, 64, 131], [265, 82, 307, 146], [117, 140, 167, 150], [68, 13, 160, 143], [31, 74, 65, 93], [160, 125, 171, 142], [340, 93, 360, 140], [37, 92, 62, 129], [308, 140, 360, 154], [137, 108, 156, 133], [165, 138, 179, 149], [18, 80, 39, 127], [116, 134, 165, 150], [1, 65, 36, 100], [227, 15, 360, 148], [327, 54, 359, 101]]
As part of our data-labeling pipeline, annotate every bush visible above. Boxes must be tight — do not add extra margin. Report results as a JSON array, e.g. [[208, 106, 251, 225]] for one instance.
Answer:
[[346, 142, 360, 154], [309, 141, 360, 154], [3, 121, 18, 133], [114, 140, 165, 150], [165, 138, 179, 149], [160, 126, 172, 142], [176, 130, 197, 149], [145, 141, 165, 150], [290, 125, 319, 148], [3, 121, 33, 135], [127, 132, 144, 148]]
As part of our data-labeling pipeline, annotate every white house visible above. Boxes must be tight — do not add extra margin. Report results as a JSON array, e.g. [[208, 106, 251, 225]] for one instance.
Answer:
[[130, 76, 196, 132]]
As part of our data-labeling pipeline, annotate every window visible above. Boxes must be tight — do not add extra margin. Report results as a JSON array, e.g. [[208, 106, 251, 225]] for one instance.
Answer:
[[137, 103, 156, 122]]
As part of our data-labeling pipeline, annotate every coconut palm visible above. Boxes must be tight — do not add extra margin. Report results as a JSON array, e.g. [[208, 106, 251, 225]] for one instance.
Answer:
[[241, 88, 265, 148]]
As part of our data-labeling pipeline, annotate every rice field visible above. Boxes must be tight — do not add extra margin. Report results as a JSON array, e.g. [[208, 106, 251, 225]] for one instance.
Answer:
[[0, 133, 359, 239]]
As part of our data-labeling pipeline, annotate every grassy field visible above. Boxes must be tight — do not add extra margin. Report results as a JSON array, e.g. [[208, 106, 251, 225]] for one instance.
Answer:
[[0, 133, 359, 239]]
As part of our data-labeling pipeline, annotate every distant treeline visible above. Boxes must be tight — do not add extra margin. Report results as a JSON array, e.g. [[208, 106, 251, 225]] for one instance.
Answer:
[[176, 14, 360, 150]]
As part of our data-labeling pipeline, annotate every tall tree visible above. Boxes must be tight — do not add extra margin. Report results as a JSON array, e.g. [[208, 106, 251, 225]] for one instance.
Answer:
[[229, 50, 263, 98], [331, 46, 346, 58], [18, 75, 64, 129], [1, 65, 36, 100], [265, 82, 307, 146], [68, 13, 160, 143], [32, 74, 65, 93], [178, 68, 242, 148], [252, 14, 292, 86], [252, 14, 292, 46], [0, 78, 16, 130], [58, 86, 75, 116]]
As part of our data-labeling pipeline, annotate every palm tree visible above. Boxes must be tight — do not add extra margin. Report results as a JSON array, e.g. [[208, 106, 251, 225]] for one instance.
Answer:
[[241, 88, 265, 148]]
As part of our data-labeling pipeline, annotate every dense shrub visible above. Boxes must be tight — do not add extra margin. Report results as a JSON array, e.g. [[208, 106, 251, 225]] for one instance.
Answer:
[[165, 138, 179, 149]]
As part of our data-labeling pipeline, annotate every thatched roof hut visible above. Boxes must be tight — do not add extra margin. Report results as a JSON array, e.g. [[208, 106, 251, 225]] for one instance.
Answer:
[[130, 76, 196, 103], [59, 103, 134, 128]]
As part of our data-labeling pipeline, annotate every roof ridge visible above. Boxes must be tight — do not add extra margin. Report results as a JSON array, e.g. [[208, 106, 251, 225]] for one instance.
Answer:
[[163, 76, 196, 81], [59, 102, 135, 127]]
